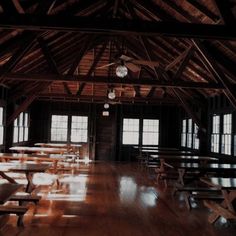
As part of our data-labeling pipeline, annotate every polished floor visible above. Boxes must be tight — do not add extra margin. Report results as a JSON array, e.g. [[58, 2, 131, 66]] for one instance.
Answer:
[[1, 162, 236, 236]]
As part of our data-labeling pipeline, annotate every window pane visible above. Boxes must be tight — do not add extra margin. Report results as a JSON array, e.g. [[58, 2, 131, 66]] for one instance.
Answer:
[[0, 127, 3, 145], [222, 114, 232, 155], [142, 119, 159, 145], [71, 116, 88, 142], [51, 115, 68, 142], [122, 119, 139, 145], [13, 127, 18, 143], [0, 107, 3, 125], [211, 115, 220, 153], [24, 127, 29, 142]]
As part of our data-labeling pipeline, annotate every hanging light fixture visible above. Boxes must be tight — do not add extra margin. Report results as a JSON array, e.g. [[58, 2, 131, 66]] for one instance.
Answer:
[[104, 103, 109, 109], [116, 65, 128, 78], [108, 89, 116, 100]]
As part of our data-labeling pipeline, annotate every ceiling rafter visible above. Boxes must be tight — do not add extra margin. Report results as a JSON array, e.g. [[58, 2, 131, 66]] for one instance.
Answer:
[[76, 41, 108, 96], [0, 14, 235, 40], [172, 46, 195, 80], [213, 0, 235, 25], [192, 39, 236, 109], [37, 36, 71, 95], [4, 73, 225, 89], [186, 0, 220, 22]]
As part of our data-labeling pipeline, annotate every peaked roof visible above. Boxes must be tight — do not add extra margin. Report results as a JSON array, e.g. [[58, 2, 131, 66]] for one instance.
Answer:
[[0, 0, 235, 115]]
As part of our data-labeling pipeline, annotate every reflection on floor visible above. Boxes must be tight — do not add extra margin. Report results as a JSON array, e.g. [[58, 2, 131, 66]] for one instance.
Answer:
[[1, 162, 236, 236]]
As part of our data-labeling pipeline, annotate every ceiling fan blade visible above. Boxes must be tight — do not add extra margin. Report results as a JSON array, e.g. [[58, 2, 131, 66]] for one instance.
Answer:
[[96, 62, 116, 69], [125, 62, 140, 72], [120, 54, 133, 61], [132, 60, 159, 67]]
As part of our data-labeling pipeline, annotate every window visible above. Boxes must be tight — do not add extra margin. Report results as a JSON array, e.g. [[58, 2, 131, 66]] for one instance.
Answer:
[[221, 114, 232, 155], [122, 119, 139, 145], [211, 115, 220, 153], [13, 112, 29, 143], [142, 119, 159, 145], [51, 115, 68, 142], [181, 119, 186, 147], [24, 113, 29, 142], [187, 119, 192, 148], [193, 123, 199, 149], [0, 107, 4, 145], [71, 116, 88, 142]]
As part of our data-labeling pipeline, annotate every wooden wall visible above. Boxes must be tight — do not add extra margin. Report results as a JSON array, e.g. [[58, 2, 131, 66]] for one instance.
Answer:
[[29, 101, 181, 161]]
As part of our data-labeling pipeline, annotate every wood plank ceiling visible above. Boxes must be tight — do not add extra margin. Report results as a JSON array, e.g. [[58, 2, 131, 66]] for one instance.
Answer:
[[0, 0, 236, 110]]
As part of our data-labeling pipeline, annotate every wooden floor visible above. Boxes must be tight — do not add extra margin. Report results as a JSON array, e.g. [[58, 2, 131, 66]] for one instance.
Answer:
[[1, 162, 236, 236]]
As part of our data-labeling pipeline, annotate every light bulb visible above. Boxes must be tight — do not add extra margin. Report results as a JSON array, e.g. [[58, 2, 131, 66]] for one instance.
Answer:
[[116, 65, 128, 78], [108, 89, 116, 100]]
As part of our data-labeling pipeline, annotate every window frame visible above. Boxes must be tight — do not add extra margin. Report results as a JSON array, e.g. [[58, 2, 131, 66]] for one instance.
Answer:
[[211, 114, 220, 153], [142, 119, 159, 145], [221, 113, 232, 155], [0, 107, 4, 146], [50, 114, 89, 143], [13, 111, 30, 144]]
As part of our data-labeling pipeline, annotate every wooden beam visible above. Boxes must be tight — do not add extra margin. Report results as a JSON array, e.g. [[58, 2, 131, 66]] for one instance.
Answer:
[[38, 93, 177, 104], [173, 46, 195, 80], [7, 94, 37, 126], [186, 0, 220, 22], [76, 41, 108, 96], [192, 39, 236, 109], [147, 87, 156, 98], [37, 36, 71, 95], [0, 0, 18, 14], [0, 14, 235, 40], [112, 0, 120, 18], [67, 35, 97, 75], [165, 46, 193, 71], [172, 88, 204, 129], [34, 0, 56, 15], [0, 32, 36, 83], [213, 0, 235, 25], [5, 73, 225, 89]]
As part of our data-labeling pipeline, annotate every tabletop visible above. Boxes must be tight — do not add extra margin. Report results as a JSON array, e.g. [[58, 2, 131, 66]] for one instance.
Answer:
[[173, 162, 236, 171], [201, 177, 236, 190], [34, 143, 81, 148], [0, 163, 50, 172], [10, 146, 67, 153], [151, 155, 217, 161]]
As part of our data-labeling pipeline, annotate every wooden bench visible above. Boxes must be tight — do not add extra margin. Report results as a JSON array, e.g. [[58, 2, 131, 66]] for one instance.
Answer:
[[9, 195, 41, 205], [0, 205, 28, 226], [175, 186, 223, 210]]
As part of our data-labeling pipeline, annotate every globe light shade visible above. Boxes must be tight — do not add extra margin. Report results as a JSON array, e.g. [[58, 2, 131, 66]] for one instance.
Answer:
[[108, 89, 116, 100], [116, 65, 128, 78], [104, 103, 109, 109]]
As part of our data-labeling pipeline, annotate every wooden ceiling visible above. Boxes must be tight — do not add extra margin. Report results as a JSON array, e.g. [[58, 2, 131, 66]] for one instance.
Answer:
[[0, 0, 236, 121]]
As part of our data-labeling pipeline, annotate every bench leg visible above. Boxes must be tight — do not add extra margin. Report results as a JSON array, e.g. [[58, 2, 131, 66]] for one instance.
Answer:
[[17, 215, 24, 227]]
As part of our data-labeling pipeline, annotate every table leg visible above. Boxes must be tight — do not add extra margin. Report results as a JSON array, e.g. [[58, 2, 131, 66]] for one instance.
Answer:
[[0, 171, 17, 183], [207, 190, 236, 224], [25, 172, 34, 193]]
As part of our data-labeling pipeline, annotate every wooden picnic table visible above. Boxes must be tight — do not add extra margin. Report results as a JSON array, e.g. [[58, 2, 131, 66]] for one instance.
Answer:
[[201, 177, 236, 223], [153, 155, 218, 173], [172, 163, 236, 186], [0, 163, 50, 193], [10, 146, 67, 155], [35, 143, 81, 148], [0, 153, 63, 170], [141, 149, 195, 155], [133, 146, 178, 150]]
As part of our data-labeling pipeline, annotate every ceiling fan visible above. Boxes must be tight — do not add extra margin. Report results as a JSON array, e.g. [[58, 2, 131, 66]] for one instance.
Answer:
[[96, 55, 159, 77]]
